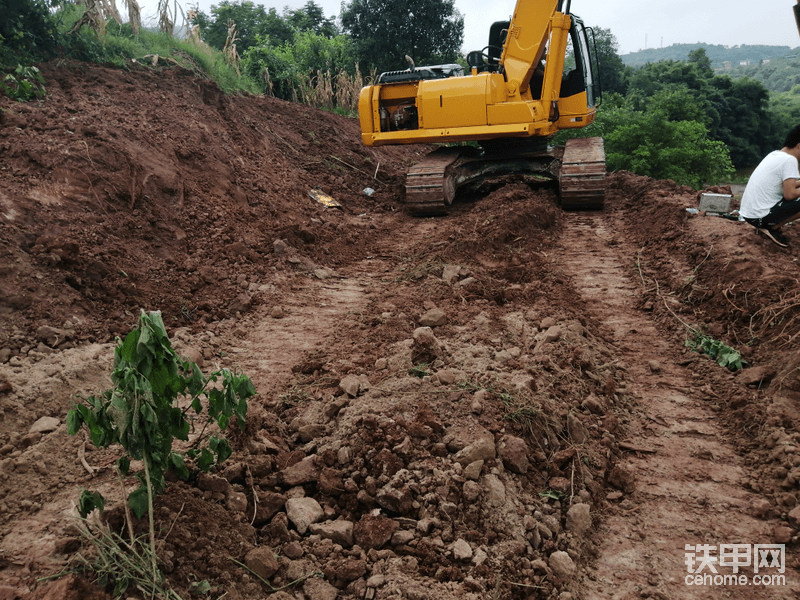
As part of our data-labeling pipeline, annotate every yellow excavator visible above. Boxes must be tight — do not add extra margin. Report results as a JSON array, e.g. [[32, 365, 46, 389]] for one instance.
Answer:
[[358, 0, 605, 214]]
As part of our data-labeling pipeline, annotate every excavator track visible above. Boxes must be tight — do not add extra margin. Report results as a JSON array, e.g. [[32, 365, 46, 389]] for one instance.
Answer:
[[405, 148, 461, 216], [403, 138, 606, 215], [559, 137, 606, 209], [404, 146, 561, 216]]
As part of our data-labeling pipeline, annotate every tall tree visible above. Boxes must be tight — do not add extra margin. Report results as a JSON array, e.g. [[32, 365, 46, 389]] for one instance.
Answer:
[[598, 96, 734, 187], [287, 1, 337, 38], [192, 1, 336, 52], [340, 0, 463, 73], [261, 7, 296, 47], [625, 58, 779, 168], [192, 1, 269, 52], [711, 75, 776, 167], [687, 47, 713, 77]]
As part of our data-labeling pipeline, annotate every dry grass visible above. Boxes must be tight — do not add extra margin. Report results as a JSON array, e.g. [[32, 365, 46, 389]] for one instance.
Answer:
[[63, 517, 184, 599], [749, 292, 800, 349], [222, 19, 241, 76], [295, 64, 372, 114]]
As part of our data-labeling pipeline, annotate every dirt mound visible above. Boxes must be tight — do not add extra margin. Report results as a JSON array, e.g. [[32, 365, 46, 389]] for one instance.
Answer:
[[0, 60, 423, 351], [610, 170, 800, 528]]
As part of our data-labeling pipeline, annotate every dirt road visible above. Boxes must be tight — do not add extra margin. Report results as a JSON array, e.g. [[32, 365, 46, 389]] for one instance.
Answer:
[[2, 61, 800, 599], [561, 211, 797, 598]]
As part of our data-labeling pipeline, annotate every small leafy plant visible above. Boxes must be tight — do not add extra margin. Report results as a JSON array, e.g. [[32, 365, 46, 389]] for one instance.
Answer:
[[538, 489, 563, 501], [67, 310, 255, 588], [409, 363, 431, 378], [685, 332, 748, 371], [0, 65, 46, 102]]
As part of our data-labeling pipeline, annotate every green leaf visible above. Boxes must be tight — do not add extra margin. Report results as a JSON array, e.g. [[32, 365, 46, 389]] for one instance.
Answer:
[[208, 388, 224, 419], [538, 489, 563, 500], [66, 408, 83, 435], [112, 577, 130, 597], [78, 490, 106, 517], [186, 363, 206, 397], [218, 413, 230, 431], [210, 436, 232, 464], [117, 455, 130, 476], [189, 580, 212, 595], [169, 452, 189, 479], [128, 486, 149, 519], [107, 392, 132, 438], [196, 448, 214, 472], [175, 415, 191, 441], [114, 328, 141, 370]]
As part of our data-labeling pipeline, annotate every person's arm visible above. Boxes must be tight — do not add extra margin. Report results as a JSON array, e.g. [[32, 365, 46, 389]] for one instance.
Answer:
[[783, 178, 800, 200]]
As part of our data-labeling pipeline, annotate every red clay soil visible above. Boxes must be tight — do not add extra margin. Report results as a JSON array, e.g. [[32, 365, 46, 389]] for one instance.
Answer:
[[1, 59, 800, 600]]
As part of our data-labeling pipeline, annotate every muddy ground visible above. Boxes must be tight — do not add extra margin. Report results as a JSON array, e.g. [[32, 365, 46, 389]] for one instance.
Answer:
[[2, 60, 800, 600]]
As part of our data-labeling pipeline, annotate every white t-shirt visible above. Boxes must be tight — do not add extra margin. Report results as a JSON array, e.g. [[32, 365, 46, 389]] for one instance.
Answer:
[[740, 150, 800, 219]]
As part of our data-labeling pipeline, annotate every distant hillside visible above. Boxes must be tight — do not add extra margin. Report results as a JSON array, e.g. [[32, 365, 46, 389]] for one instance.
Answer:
[[622, 43, 797, 68]]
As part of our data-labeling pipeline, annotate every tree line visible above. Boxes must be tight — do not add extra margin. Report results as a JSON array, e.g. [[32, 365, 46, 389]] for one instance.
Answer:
[[563, 33, 797, 183], [621, 43, 796, 69], [188, 0, 463, 100]]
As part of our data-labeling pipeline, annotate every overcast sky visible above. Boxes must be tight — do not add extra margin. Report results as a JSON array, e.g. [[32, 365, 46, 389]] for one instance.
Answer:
[[137, 0, 800, 56]]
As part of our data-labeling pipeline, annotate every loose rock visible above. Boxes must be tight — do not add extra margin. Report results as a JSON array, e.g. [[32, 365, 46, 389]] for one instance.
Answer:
[[245, 546, 279, 579], [285, 497, 324, 534], [419, 307, 447, 327], [29, 417, 60, 434], [566, 503, 592, 535], [549, 550, 577, 580]]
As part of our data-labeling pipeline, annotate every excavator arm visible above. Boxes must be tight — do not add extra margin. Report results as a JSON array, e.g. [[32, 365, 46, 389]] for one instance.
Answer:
[[499, 0, 561, 97]]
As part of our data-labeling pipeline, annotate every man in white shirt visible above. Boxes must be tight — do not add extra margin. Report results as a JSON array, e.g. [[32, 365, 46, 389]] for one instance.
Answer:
[[739, 125, 800, 247]]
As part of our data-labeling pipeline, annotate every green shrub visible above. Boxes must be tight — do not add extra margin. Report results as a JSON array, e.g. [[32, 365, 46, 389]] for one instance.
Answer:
[[0, 63, 45, 100]]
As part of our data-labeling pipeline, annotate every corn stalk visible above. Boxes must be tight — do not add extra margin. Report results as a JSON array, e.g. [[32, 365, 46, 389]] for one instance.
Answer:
[[69, 0, 106, 36], [98, 0, 123, 25], [157, 0, 174, 36], [123, 0, 141, 34], [222, 19, 241, 75]]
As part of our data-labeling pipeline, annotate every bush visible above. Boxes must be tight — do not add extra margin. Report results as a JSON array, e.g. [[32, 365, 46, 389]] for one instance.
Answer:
[[242, 44, 299, 98], [68, 310, 255, 520], [0, 63, 45, 101]]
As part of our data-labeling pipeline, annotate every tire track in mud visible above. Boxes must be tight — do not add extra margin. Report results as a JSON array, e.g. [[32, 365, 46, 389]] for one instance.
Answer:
[[229, 277, 370, 395], [558, 211, 799, 599], [225, 216, 441, 397]]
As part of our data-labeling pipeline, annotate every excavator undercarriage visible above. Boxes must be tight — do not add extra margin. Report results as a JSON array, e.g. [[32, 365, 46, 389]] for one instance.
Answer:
[[404, 137, 605, 216]]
